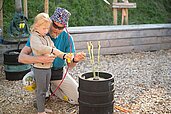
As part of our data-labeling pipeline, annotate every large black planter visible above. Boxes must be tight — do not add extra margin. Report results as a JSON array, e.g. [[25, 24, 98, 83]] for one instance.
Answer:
[[4, 64, 31, 80], [79, 72, 114, 114], [3, 49, 23, 65], [3, 49, 31, 81]]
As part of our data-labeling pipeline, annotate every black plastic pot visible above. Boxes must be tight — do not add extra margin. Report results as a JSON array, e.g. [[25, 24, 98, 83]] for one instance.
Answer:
[[4, 64, 31, 81], [3, 49, 23, 65], [78, 72, 114, 114], [3, 49, 31, 81]]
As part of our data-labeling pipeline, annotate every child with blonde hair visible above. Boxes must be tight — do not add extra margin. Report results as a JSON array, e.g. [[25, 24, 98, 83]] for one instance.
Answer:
[[30, 13, 72, 114]]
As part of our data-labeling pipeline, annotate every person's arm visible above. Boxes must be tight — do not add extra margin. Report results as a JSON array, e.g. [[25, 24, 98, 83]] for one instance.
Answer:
[[31, 35, 67, 60], [18, 46, 55, 64], [68, 52, 86, 69]]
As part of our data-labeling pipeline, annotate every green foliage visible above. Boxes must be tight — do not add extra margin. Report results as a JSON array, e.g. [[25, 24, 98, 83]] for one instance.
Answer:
[[129, 0, 171, 24], [2, 0, 171, 38]]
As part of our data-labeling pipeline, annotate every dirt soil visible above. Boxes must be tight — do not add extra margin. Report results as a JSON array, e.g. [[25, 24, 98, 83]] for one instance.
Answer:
[[1, 49, 171, 114]]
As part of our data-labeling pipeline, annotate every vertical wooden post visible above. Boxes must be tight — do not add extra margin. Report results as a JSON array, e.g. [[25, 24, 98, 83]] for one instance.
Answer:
[[121, 9, 125, 25], [124, 0, 128, 25], [125, 8, 128, 25], [44, 0, 49, 14], [23, 0, 28, 18], [121, 0, 129, 25], [0, 0, 3, 34], [15, 0, 22, 13], [113, 0, 118, 25], [113, 0, 136, 25]]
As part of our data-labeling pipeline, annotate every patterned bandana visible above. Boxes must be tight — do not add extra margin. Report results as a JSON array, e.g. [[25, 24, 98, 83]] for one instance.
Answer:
[[50, 7, 71, 26]]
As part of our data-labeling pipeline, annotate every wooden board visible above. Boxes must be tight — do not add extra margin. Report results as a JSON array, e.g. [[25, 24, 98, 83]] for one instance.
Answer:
[[72, 29, 171, 41], [112, 3, 136, 8], [74, 36, 171, 50], [44, 0, 49, 14], [76, 43, 171, 55], [23, 0, 28, 18]]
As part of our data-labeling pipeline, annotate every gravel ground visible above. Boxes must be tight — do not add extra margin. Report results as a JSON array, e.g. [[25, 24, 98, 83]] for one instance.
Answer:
[[0, 49, 171, 114]]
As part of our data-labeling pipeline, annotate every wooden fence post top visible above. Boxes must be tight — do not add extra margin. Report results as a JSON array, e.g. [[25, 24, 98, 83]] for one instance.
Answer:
[[112, 0, 136, 25], [44, 0, 49, 14]]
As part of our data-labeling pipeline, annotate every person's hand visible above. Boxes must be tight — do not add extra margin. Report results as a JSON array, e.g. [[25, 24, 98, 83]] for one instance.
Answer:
[[73, 52, 86, 62], [64, 53, 74, 63], [37, 54, 55, 63]]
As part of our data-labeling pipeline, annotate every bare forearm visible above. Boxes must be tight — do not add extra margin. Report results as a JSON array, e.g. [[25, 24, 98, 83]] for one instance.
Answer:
[[53, 48, 65, 59], [18, 46, 55, 64], [18, 53, 42, 64]]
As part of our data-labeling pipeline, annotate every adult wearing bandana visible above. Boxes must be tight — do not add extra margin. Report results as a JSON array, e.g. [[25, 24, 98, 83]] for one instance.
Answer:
[[18, 7, 86, 107]]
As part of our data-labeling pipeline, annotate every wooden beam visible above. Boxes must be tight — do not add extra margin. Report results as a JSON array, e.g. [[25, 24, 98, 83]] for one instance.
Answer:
[[15, 0, 22, 13], [23, 0, 28, 18], [113, 0, 118, 25], [112, 3, 136, 8], [44, 0, 49, 14], [125, 8, 128, 25], [0, 0, 3, 34], [112, 0, 136, 25]]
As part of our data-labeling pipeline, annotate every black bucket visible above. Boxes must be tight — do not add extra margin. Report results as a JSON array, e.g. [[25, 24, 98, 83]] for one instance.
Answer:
[[3, 49, 31, 81], [3, 49, 23, 65], [79, 72, 114, 114], [4, 64, 31, 80]]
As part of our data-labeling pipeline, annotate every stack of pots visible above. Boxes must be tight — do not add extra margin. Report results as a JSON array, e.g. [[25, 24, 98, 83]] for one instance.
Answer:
[[3, 49, 31, 81], [79, 72, 114, 114]]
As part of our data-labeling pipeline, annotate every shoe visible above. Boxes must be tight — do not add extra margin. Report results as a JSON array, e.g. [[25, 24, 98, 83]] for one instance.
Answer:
[[45, 108, 53, 113]]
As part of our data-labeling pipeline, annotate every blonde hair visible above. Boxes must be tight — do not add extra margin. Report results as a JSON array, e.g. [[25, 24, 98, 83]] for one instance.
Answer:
[[30, 13, 52, 32]]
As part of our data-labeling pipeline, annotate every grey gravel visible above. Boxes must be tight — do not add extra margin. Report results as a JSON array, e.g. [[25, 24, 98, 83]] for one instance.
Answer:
[[0, 49, 171, 114]]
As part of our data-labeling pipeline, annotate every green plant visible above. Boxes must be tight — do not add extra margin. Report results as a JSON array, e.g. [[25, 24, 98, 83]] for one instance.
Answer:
[[2, 0, 171, 38]]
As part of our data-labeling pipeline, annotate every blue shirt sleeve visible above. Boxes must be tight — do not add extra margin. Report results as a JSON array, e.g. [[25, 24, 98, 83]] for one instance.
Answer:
[[26, 38, 31, 47]]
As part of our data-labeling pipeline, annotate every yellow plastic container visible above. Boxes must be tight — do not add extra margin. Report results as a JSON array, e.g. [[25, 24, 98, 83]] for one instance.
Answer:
[[22, 71, 36, 92], [23, 83, 36, 92]]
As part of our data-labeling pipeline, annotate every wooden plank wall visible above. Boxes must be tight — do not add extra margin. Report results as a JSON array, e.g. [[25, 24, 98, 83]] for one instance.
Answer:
[[0, 24, 171, 64], [69, 24, 171, 55]]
